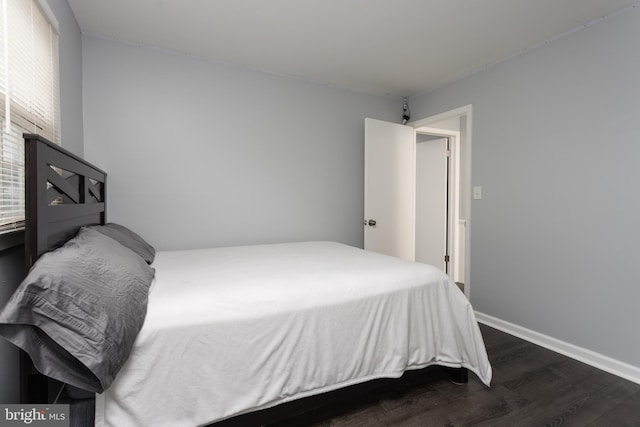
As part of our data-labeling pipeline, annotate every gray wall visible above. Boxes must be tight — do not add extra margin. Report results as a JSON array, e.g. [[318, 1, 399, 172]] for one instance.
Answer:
[[410, 7, 640, 367], [0, 0, 84, 403], [50, 0, 84, 157], [82, 36, 400, 251]]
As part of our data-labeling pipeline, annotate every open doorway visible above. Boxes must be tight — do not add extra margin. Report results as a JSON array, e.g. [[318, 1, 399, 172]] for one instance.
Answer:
[[410, 105, 472, 297], [414, 133, 458, 281]]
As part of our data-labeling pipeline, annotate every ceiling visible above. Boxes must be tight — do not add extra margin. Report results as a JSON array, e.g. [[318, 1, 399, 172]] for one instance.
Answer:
[[67, 0, 638, 98]]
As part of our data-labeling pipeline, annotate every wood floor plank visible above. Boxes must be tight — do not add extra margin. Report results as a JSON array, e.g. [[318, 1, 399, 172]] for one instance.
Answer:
[[587, 390, 640, 426]]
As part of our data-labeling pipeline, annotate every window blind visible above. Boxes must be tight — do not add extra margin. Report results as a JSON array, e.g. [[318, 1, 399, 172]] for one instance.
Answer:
[[0, 0, 59, 233]]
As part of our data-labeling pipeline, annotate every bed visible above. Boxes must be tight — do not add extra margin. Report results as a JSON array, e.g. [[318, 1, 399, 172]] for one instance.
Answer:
[[0, 134, 491, 426]]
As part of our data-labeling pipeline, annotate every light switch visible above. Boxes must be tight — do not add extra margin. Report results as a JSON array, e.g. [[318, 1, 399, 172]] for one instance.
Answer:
[[473, 186, 482, 200]]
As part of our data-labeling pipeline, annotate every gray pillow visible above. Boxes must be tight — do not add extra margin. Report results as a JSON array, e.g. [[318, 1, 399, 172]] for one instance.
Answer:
[[0, 227, 155, 393], [87, 223, 156, 264]]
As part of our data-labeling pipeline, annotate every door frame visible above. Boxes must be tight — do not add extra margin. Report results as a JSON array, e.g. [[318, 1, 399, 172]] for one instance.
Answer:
[[408, 105, 472, 297], [415, 129, 461, 283]]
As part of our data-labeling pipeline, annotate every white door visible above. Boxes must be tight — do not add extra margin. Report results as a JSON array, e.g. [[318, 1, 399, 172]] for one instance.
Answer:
[[415, 138, 448, 270], [364, 118, 415, 260]]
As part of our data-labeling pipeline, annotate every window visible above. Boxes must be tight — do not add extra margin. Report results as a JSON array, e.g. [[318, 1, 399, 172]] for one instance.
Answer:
[[0, 0, 59, 234]]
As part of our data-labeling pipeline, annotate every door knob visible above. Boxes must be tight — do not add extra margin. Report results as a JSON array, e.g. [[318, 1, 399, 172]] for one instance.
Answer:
[[368, 219, 377, 226]]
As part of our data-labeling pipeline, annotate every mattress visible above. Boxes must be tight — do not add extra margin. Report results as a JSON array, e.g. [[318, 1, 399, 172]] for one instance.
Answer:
[[95, 241, 492, 426]]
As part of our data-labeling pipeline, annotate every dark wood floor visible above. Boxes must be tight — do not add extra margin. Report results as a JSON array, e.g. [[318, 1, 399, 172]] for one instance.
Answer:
[[262, 324, 640, 427]]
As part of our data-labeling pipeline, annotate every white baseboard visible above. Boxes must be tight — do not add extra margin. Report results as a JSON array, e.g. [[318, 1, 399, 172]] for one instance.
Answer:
[[475, 311, 640, 385]]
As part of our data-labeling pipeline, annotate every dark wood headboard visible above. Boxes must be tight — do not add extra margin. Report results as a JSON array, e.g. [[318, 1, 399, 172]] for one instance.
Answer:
[[24, 134, 107, 270], [22, 134, 107, 403]]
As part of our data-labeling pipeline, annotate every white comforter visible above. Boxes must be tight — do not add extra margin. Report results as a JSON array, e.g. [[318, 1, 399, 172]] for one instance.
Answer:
[[95, 241, 491, 426]]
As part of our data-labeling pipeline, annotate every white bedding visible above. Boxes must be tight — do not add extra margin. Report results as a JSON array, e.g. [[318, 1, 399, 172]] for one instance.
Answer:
[[95, 241, 492, 426]]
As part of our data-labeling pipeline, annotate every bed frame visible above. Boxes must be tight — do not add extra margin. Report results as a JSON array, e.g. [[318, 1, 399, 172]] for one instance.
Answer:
[[20, 133, 468, 423], [22, 133, 107, 403]]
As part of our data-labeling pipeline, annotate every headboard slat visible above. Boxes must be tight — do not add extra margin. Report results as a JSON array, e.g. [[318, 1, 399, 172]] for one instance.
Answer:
[[24, 133, 107, 269]]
